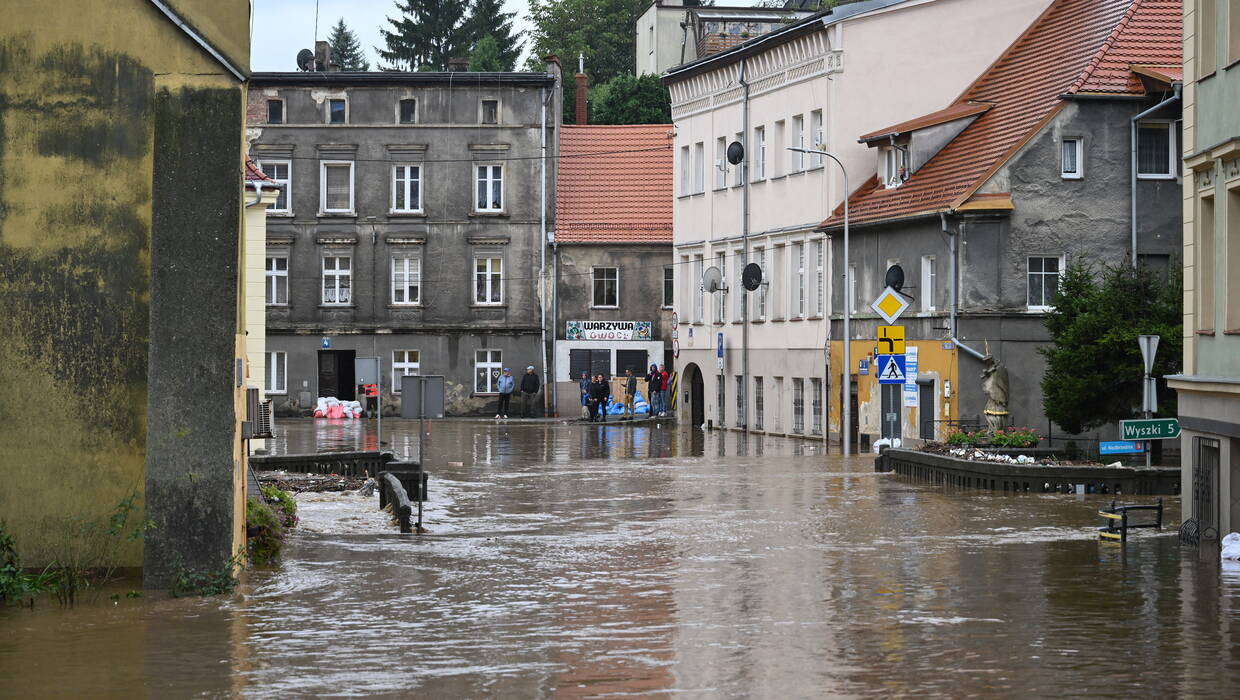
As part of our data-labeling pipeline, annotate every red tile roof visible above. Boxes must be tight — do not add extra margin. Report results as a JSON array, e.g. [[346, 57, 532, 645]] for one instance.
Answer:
[[822, 0, 1181, 229], [244, 158, 276, 183], [858, 102, 992, 143], [555, 125, 675, 244]]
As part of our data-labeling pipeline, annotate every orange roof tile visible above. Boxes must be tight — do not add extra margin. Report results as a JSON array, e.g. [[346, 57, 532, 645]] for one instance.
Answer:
[[555, 125, 675, 244], [823, 0, 1181, 229], [244, 158, 276, 183], [858, 102, 992, 143]]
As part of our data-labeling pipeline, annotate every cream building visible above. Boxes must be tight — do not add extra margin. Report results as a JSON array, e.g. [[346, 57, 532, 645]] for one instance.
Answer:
[[663, 0, 1052, 439]]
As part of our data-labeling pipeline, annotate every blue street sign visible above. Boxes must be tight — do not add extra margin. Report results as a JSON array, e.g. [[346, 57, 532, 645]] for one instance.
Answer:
[[877, 354, 907, 385], [321, 337, 332, 349], [716, 332, 724, 358], [858, 358, 869, 375], [1100, 441, 1145, 455]]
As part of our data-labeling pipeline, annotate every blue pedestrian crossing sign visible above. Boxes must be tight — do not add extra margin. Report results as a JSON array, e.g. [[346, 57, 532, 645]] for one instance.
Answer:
[[877, 354, 907, 384]]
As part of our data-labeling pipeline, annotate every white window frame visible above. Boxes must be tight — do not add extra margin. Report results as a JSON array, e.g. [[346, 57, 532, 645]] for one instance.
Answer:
[[754, 126, 767, 180], [715, 251, 727, 323], [480, 98, 500, 125], [815, 240, 824, 316], [396, 98, 417, 124], [391, 163, 423, 213], [680, 145, 692, 195], [475, 163, 504, 212], [392, 350, 420, 393], [733, 132, 745, 186], [266, 98, 285, 125], [322, 254, 352, 306], [1026, 255, 1064, 311], [256, 159, 291, 214], [391, 255, 421, 305], [734, 249, 746, 319], [474, 256, 503, 305], [773, 120, 786, 177], [810, 110, 823, 168], [693, 141, 705, 194], [325, 97, 348, 124], [474, 349, 503, 394], [792, 114, 805, 171], [1136, 121, 1177, 180], [794, 242, 805, 318], [715, 137, 728, 190], [265, 350, 286, 394], [882, 147, 905, 188], [921, 255, 937, 312], [319, 160, 355, 214], [662, 266, 674, 309], [592, 266, 620, 308], [265, 254, 288, 306], [1060, 137, 1083, 179], [693, 254, 704, 323], [755, 247, 767, 320]]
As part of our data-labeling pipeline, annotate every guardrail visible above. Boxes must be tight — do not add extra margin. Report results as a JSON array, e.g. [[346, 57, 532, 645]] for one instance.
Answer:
[[378, 464, 427, 534], [249, 450, 394, 478], [1098, 499, 1164, 541]]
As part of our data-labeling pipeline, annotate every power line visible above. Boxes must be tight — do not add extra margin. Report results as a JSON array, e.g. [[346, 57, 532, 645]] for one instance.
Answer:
[[253, 144, 673, 167]]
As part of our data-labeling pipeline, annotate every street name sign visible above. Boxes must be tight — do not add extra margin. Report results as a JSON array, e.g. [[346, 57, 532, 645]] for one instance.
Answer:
[[1119, 418, 1181, 441], [1100, 441, 1145, 455], [877, 354, 906, 384], [870, 287, 910, 324], [877, 325, 905, 355]]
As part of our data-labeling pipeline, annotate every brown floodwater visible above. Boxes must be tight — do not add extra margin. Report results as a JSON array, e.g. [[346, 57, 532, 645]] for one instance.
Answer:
[[2, 419, 1238, 698]]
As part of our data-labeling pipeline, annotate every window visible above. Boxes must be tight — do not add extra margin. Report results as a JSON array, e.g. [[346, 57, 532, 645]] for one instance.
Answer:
[[680, 145, 691, 195], [693, 254, 704, 323], [810, 110, 823, 168], [815, 240, 824, 315], [392, 164, 422, 212], [392, 350, 420, 392], [265, 255, 288, 305], [1200, 195, 1216, 331], [1201, 0, 1218, 75], [474, 350, 502, 393], [754, 377, 764, 430], [773, 377, 783, 431], [735, 375, 745, 428], [326, 98, 346, 124], [792, 378, 805, 434], [267, 99, 284, 124], [794, 242, 805, 318], [1231, 0, 1240, 65], [481, 99, 499, 124], [734, 250, 746, 319], [1027, 256, 1061, 310], [771, 245, 784, 318], [811, 378, 822, 435], [1137, 122, 1176, 178], [322, 255, 352, 305], [717, 374, 726, 427], [475, 164, 503, 211], [398, 98, 416, 124], [663, 266, 674, 308], [474, 256, 503, 304], [592, 267, 619, 307], [1061, 138, 1082, 179], [693, 141, 705, 193], [1228, 188, 1240, 330], [715, 252, 727, 323], [320, 161, 354, 213], [391, 255, 421, 305], [773, 120, 785, 176], [257, 160, 291, 213], [755, 247, 767, 320], [754, 126, 767, 180], [265, 351, 286, 394], [715, 137, 728, 189], [733, 132, 745, 186], [921, 255, 937, 311], [848, 263, 857, 314], [882, 147, 905, 188], [791, 114, 805, 171]]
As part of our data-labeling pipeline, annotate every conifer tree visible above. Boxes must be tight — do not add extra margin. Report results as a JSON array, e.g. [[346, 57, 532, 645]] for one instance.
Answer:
[[377, 0, 472, 71], [465, 0, 522, 71], [327, 18, 371, 71]]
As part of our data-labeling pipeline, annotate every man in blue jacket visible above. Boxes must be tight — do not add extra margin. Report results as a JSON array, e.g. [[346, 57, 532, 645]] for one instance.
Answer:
[[495, 368, 514, 419]]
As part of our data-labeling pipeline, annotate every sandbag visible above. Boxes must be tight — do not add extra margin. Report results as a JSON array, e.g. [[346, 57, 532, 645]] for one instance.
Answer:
[[1222, 533, 1240, 561]]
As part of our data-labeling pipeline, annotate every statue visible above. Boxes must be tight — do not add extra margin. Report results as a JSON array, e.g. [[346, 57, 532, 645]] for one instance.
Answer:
[[980, 342, 1009, 432]]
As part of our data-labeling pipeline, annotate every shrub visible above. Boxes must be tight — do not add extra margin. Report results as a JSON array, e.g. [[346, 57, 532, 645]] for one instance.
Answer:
[[990, 427, 1040, 448], [0, 523, 51, 607], [945, 430, 974, 446], [247, 486, 298, 565], [170, 555, 240, 598], [261, 485, 299, 531]]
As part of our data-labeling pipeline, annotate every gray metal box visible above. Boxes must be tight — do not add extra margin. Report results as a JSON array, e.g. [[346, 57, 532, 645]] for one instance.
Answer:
[[401, 375, 446, 418]]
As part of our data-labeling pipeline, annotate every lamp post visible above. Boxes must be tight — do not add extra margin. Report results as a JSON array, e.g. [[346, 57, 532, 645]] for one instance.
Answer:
[[789, 146, 851, 456]]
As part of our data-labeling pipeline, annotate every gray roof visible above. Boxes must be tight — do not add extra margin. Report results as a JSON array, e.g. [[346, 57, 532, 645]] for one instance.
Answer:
[[251, 72, 555, 87]]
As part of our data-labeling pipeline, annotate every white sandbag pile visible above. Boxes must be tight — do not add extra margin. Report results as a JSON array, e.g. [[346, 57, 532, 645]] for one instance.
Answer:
[[1222, 533, 1240, 561], [313, 396, 364, 419]]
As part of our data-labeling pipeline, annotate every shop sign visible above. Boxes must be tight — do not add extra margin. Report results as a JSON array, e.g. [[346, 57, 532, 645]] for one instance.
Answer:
[[566, 320, 653, 341]]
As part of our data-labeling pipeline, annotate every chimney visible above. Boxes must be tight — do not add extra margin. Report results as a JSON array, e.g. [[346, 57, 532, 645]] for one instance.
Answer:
[[314, 40, 331, 71], [574, 54, 588, 125], [448, 57, 470, 72]]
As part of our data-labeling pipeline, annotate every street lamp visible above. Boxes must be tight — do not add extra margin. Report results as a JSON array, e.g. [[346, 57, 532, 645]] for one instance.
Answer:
[[789, 146, 851, 456]]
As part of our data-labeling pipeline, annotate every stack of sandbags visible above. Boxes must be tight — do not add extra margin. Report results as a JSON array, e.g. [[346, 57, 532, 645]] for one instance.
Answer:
[[313, 396, 365, 419]]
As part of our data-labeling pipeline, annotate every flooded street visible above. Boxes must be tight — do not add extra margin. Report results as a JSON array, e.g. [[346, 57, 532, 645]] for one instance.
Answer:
[[4, 419, 1240, 697]]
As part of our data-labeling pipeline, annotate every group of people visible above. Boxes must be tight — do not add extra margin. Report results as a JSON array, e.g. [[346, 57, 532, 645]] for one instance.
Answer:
[[577, 363, 672, 423], [495, 366, 542, 419]]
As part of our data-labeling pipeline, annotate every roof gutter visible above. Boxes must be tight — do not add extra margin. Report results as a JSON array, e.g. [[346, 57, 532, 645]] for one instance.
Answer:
[[147, 0, 246, 81], [1130, 83, 1181, 268]]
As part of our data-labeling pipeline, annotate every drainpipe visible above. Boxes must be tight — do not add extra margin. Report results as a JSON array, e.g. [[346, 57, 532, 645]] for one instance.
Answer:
[[540, 85, 552, 415], [245, 181, 265, 207], [1130, 84, 1181, 268], [943, 212, 986, 361], [739, 57, 750, 430]]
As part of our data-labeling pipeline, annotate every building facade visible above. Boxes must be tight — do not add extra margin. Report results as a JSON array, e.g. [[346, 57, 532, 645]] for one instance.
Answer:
[[636, 1, 813, 77], [552, 124, 675, 415], [820, 0, 1182, 447], [1172, 0, 1240, 541], [662, 0, 1052, 437], [247, 70, 557, 417]]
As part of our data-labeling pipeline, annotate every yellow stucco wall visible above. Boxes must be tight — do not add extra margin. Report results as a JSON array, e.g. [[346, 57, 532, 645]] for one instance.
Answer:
[[829, 339, 959, 445]]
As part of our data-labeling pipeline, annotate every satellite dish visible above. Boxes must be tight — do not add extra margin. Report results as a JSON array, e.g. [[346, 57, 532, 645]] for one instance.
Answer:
[[742, 262, 763, 291], [726, 141, 745, 165], [297, 48, 315, 72], [885, 264, 905, 292], [702, 265, 724, 293]]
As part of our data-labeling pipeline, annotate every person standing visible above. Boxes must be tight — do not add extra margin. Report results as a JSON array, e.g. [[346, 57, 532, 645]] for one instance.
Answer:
[[658, 364, 670, 417], [588, 373, 610, 422], [623, 368, 637, 420], [495, 368, 514, 419], [646, 364, 663, 416], [579, 371, 591, 419], [520, 365, 541, 418]]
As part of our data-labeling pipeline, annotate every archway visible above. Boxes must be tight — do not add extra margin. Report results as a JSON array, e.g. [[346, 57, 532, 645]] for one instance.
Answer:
[[682, 362, 705, 428]]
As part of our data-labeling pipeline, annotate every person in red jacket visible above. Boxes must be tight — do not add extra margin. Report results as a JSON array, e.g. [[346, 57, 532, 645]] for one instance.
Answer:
[[646, 364, 663, 415], [658, 364, 670, 417]]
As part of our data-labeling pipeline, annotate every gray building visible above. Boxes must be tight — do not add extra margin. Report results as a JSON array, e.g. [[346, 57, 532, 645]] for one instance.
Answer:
[[818, 0, 1182, 445], [247, 69, 558, 416]]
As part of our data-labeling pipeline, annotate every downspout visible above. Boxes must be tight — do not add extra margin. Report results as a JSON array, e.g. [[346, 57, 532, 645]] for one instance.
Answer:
[[943, 212, 986, 361], [245, 181, 265, 207], [540, 85, 552, 414], [1130, 84, 1181, 268], [739, 58, 750, 430]]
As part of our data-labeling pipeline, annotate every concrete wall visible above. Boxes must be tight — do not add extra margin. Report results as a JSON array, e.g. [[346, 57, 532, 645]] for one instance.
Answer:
[[0, 0, 249, 581]]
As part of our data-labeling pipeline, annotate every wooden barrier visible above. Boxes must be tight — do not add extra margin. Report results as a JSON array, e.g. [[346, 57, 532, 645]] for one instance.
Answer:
[[249, 451, 394, 478], [380, 472, 414, 534]]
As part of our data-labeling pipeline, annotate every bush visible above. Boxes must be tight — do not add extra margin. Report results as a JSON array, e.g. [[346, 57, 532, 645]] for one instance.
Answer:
[[261, 485, 299, 531], [0, 523, 51, 607], [247, 486, 298, 565], [945, 430, 974, 446], [990, 427, 1040, 448], [170, 555, 240, 598]]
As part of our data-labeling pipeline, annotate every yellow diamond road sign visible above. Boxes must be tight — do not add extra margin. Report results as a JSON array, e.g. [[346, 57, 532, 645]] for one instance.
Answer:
[[870, 286, 910, 324]]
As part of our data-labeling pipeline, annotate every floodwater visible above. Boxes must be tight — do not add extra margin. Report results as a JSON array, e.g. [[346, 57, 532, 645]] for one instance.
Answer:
[[3, 419, 1240, 698]]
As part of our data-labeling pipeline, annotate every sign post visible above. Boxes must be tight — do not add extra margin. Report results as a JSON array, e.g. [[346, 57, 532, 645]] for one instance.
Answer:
[[1119, 418, 1180, 441], [1137, 334, 1159, 467]]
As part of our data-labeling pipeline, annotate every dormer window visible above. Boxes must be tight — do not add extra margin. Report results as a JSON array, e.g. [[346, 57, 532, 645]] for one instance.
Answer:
[[881, 147, 907, 189]]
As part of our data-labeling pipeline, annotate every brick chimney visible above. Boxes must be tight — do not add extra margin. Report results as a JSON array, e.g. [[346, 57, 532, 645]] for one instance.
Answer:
[[574, 54, 588, 125], [448, 57, 470, 72]]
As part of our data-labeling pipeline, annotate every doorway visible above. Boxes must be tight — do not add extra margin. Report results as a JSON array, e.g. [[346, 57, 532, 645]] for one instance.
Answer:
[[685, 363, 705, 427], [318, 349, 356, 400], [918, 379, 936, 440]]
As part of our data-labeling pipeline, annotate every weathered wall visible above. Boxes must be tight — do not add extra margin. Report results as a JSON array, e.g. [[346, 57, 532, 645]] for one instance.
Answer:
[[554, 242, 673, 353]]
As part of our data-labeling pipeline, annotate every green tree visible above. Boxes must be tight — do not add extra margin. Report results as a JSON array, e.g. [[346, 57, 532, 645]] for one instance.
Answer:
[[377, 0, 472, 71], [327, 18, 371, 71], [469, 35, 506, 72], [590, 73, 671, 124], [1038, 262, 1182, 434], [465, 0, 523, 70]]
